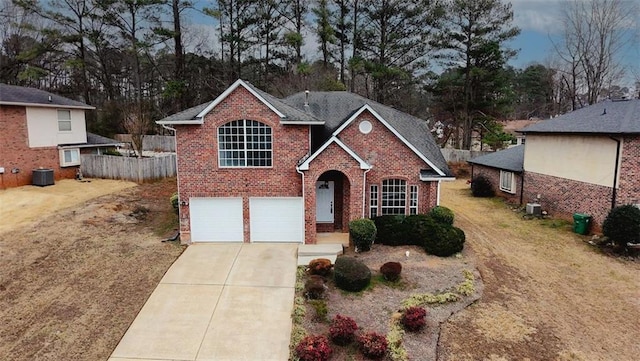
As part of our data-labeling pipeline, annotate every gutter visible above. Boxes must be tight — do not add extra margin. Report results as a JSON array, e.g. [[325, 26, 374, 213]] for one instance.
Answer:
[[362, 168, 371, 217], [610, 136, 621, 209], [296, 166, 306, 244]]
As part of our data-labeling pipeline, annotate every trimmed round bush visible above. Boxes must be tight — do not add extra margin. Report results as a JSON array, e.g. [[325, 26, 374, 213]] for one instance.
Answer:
[[334, 257, 371, 292], [307, 258, 333, 277], [349, 218, 377, 252], [428, 206, 455, 225], [471, 175, 494, 197], [422, 223, 466, 257], [329, 314, 358, 346], [379, 262, 402, 282], [295, 335, 332, 361], [403, 214, 436, 246], [358, 331, 388, 359], [401, 306, 427, 332], [603, 204, 640, 251]]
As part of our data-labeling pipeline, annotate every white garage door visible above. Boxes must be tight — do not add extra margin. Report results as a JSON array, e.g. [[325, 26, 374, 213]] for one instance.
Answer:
[[249, 197, 304, 243], [190, 197, 243, 242]]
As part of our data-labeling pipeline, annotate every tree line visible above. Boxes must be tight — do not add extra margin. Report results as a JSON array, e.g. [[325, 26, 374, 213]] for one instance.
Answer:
[[1, 0, 636, 150]]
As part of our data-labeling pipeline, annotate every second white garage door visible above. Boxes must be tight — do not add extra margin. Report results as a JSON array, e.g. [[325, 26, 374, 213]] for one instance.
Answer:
[[249, 197, 304, 243], [190, 197, 243, 242]]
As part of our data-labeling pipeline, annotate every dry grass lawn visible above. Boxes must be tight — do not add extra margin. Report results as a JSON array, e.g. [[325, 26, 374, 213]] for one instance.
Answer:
[[438, 180, 640, 361], [0, 178, 183, 360]]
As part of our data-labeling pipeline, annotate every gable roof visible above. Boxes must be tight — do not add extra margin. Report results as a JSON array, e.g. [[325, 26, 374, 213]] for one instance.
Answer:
[[156, 79, 323, 125], [0, 83, 94, 110], [468, 145, 524, 172], [284, 91, 452, 177], [298, 136, 371, 171], [520, 99, 640, 134]]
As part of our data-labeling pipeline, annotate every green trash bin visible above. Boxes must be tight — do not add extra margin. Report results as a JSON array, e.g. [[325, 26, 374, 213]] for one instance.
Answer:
[[573, 213, 591, 235]]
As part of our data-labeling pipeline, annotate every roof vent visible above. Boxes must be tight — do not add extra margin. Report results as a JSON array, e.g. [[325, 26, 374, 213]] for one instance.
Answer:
[[602, 108, 607, 115], [303, 90, 310, 113], [48, 95, 52, 102]]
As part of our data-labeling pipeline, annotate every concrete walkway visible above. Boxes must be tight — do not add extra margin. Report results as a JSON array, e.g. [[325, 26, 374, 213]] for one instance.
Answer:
[[108, 243, 298, 361]]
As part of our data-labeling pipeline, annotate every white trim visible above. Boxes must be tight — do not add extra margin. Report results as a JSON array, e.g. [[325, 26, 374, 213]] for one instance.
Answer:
[[499, 170, 516, 194], [297, 136, 371, 171], [156, 119, 203, 125], [332, 104, 446, 176], [0, 101, 94, 110], [420, 176, 456, 182], [280, 120, 325, 125], [196, 79, 285, 119]]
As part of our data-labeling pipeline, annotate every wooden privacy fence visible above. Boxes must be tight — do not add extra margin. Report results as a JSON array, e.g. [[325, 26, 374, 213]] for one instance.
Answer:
[[440, 148, 491, 163], [114, 134, 176, 152], [80, 154, 176, 183]]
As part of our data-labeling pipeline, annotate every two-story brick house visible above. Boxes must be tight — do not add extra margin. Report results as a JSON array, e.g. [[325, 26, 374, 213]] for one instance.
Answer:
[[157, 80, 453, 244]]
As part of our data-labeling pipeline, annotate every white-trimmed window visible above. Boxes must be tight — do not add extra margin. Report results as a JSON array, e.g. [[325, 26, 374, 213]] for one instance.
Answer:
[[500, 170, 516, 194], [409, 185, 418, 215], [369, 185, 378, 218], [381, 179, 406, 215], [58, 109, 72, 131], [60, 148, 80, 167], [218, 119, 272, 167]]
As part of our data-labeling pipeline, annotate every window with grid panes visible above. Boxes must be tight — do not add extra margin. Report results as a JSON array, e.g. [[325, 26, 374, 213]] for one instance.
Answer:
[[381, 179, 406, 215], [218, 119, 272, 167], [409, 185, 418, 215], [370, 184, 378, 218]]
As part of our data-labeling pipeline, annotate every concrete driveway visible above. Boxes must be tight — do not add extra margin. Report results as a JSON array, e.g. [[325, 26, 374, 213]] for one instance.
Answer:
[[108, 243, 298, 361]]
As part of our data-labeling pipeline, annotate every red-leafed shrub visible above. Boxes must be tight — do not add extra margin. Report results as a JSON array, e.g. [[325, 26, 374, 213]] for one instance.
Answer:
[[329, 314, 358, 346], [308, 258, 333, 277], [358, 331, 388, 359], [379, 262, 402, 281], [401, 306, 427, 332], [295, 335, 332, 361]]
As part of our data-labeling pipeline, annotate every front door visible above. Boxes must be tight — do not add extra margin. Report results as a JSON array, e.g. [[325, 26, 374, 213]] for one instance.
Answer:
[[316, 181, 334, 223]]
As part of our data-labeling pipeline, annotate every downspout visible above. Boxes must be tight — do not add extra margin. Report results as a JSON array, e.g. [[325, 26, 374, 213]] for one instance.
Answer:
[[519, 171, 525, 205], [610, 136, 621, 209], [296, 166, 305, 243], [362, 168, 371, 217], [436, 180, 442, 206]]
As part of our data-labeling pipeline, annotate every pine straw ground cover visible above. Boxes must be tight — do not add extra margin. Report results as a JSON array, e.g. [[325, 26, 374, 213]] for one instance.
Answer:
[[290, 245, 483, 361]]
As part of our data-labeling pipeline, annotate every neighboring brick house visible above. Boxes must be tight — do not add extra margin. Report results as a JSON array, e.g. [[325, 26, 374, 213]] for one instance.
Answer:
[[157, 79, 454, 244], [468, 145, 524, 204], [0, 84, 122, 189], [468, 98, 640, 229]]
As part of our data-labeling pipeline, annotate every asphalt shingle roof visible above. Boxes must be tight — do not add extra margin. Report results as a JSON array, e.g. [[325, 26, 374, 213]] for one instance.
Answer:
[[284, 91, 451, 176], [86, 132, 122, 146], [468, 145, 524, 172], [520, 99, 640, 134], [0, 83, 94, 109]]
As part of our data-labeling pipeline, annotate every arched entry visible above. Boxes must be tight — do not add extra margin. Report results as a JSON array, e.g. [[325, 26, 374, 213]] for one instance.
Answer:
[[316, 170, 350, 233]]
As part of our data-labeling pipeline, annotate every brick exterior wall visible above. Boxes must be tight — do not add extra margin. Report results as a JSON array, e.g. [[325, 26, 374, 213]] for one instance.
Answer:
[[0, 105, 76, 189], [523, 171, 613, 228], [471, 165, 522, 204], [174, 88, 443, 244], [616, 136, 640, 206], [174, 86, 309, 242]]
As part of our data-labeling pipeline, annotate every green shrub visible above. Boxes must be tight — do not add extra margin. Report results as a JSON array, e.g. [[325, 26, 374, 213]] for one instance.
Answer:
[[603, 205, 640, 251], [295, 335, 332, 361], [379, 262, 402, 282], [170, 193, 179, 214], [372, 215, 407, 246], [334, 257, 371, 292], [422, 223, 465, 257], [307, 299, 328, 322], [329, 314, 358, 346], [403, 214, 435, 246], [428, 206, 455, 225], [349, 218, 377, 252], [358, 332, 388, 359], [471, 175, 494, 197]]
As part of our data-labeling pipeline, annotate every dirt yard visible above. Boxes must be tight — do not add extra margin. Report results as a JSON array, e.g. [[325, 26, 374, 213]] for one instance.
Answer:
[[438, 180, 640, 361], [0, 178, 183, 361]]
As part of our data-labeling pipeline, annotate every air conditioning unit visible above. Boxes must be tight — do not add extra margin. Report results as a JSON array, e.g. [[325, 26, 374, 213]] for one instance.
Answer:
[[526, 203, 541, 216]]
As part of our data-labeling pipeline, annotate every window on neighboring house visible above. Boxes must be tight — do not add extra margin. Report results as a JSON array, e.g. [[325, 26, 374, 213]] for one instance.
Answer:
[[381, 179, 406, 215], [409, 185, 418, 215], [58, 109, 71, 131], [60, 148, 80, 167], [218, 119, 272, 167], [369, 185, 378, 218], [500, 170, 516, 194]]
